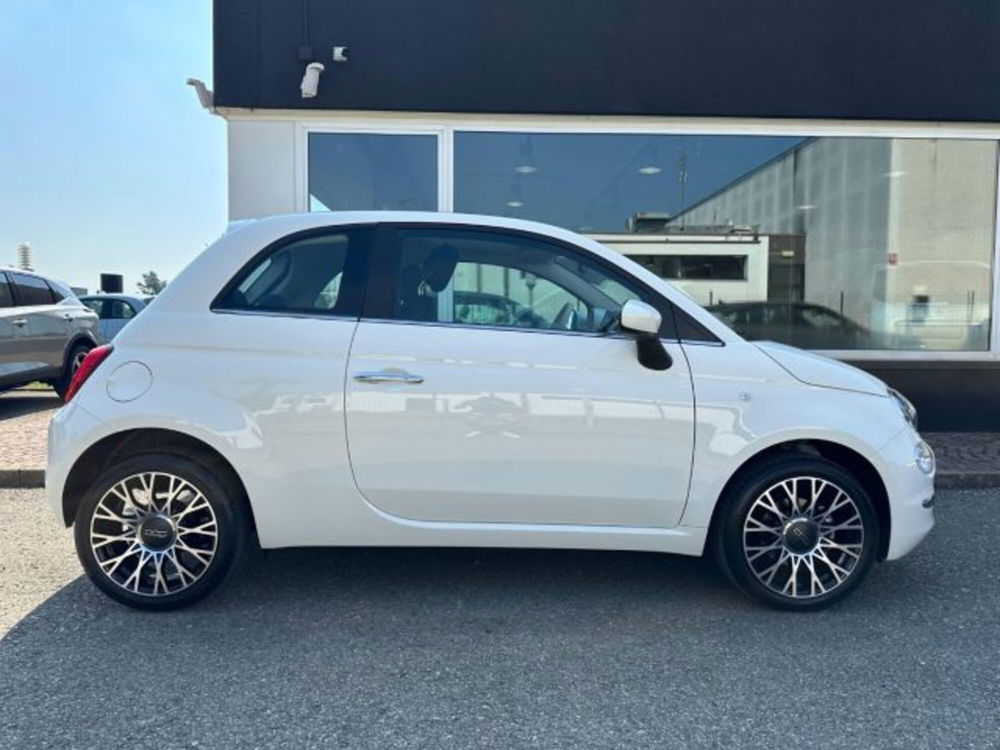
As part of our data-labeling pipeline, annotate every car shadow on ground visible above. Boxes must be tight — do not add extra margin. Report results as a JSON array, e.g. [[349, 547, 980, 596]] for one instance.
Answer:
[[0, 389, 60, 420]]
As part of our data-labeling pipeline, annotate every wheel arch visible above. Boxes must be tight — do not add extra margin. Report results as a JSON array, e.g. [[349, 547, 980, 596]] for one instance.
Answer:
[[704, 439, 891, 560], [61, 427, 256, 539]]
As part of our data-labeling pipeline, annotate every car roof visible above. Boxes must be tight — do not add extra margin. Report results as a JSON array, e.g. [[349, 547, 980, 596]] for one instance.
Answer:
[[149, 211, 743, 345]]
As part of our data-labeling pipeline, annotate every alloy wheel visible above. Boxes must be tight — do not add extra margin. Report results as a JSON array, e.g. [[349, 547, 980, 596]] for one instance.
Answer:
[[742, 476, 865, 600], [71, 348, 88, 373], [88, 472, 219, 597]]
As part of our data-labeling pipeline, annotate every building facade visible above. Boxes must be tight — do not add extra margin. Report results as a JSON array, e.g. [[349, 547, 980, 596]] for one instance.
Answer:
[[210, 0, 1000, 430]]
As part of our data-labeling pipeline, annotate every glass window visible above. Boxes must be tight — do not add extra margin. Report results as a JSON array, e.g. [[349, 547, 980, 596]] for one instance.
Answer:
[[82, 299, 103, 316], [216, 229, 370, 316], [46, 279, 76, 304], [103, 300, 136, 320], [387, 227, 670, 335], [0, 274, 12, 308], [455, 132, 997, 351], [308, 133, 437, 212], [9, 272, 54, 306]]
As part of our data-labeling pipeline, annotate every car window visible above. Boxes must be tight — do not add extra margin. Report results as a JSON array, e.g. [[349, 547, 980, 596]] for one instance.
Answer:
[[383, 227, 671, 335], [0, 273, 12, 308], [215, 228, 371, 316], [9, 272, 55, 306], [103, 300, 136, 320], [46, 279, 76, 304], [82, 299, 103, 316], [799, 306, 845, 329]]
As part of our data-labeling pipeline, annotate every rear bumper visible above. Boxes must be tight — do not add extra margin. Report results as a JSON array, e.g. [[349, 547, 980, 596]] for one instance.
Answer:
[[46, 400, 102, 524], [879, 427, 935, 560]]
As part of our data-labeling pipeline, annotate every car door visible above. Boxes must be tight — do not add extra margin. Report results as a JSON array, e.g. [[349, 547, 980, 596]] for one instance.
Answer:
[[0, 272, 27, 385], [7, 272, 66, 376], [345, 225, 695, 528]]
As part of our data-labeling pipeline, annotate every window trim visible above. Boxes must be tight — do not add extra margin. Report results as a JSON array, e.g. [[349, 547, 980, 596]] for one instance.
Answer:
[[210, 224, 376, 319], [362, 221, 719, 343]]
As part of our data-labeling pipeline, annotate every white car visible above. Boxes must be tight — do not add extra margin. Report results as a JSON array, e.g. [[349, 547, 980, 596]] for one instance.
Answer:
[[47, 212, 935, 611]]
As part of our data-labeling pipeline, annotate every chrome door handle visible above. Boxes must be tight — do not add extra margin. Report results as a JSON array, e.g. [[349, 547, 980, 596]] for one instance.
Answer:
[[12, 319, 27, 327], [353, 371, 424, 385]]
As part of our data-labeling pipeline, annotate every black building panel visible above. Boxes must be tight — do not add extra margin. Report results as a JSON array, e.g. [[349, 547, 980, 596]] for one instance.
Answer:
[[214, 0, 1000, 122]]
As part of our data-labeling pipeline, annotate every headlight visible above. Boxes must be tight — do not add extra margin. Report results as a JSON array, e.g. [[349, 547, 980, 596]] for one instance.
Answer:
[[914, 440, 935, 475], [888, 388, 918, 429]]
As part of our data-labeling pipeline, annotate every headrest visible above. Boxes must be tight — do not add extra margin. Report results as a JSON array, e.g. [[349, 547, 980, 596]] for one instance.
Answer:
[[422, 243, 459, 293]]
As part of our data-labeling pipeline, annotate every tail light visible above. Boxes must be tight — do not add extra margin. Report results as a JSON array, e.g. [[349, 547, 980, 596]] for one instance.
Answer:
[[64, 345, 114, 403]]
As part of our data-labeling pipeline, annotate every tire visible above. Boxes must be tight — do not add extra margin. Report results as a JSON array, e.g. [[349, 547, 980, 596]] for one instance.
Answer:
[[713, 455, 880, 611], [74, 453, 251, 610], [53, 342, 93, 399]]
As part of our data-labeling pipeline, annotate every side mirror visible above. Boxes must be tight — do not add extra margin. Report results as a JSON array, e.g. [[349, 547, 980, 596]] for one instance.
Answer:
[[619, 299, 672, 372], [620, 300, 662, 335]]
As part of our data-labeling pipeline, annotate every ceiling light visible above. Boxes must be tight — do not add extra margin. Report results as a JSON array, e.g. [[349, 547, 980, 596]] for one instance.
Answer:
[[638, 166, 662, 175], [514, 165, 537, 174], [506, 200, 523, 208], [796, 204, 816, 211]]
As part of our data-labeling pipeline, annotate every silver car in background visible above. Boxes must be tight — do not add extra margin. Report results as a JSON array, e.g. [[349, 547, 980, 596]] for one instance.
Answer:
[[0, 269, 99, 398], [78, 294, 147, 344]]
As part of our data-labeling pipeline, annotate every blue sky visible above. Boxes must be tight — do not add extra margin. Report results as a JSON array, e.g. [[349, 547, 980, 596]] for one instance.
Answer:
[[0, 1, 225, 291]]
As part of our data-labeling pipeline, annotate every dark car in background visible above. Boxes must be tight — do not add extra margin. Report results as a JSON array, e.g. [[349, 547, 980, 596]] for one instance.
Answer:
[[707, 301, 919, 350], [0, 269, 99, 397]]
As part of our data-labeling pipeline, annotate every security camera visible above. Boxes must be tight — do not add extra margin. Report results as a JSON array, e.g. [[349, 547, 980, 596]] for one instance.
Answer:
[[300, 62, 325, 98]]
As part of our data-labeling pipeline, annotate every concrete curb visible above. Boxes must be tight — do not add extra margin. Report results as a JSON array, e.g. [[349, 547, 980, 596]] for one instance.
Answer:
[[0, 470, 45, 489], [1, 469, 998, 490]]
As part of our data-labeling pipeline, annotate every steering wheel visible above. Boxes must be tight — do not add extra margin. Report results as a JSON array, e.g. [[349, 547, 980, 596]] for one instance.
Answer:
[[551, 302, 578, 331]]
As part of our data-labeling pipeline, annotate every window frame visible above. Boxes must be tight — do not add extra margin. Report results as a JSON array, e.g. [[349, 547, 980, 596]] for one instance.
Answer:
[[362, 222, 711, 342], [211, 224, 375, 319]]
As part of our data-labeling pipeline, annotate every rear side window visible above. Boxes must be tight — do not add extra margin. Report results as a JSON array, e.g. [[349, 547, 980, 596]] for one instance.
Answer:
[[9, 273, 55, 306], [215, 227, 371, 316], [0, 274, 12, 308], [46, 279, 76, 303]]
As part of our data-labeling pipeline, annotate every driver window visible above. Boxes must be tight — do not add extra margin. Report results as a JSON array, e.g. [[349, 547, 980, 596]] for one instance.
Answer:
[[390, 228, 656, 334]]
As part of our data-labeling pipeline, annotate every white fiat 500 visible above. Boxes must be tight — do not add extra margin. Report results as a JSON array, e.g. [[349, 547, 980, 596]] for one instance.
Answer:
[[48, 212, 935, 611]]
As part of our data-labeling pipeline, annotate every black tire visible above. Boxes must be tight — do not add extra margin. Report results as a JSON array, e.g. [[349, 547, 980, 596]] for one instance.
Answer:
[[74, 453, 251, 610], [53, 342, 93, 399], [713, 455, 880, 611]]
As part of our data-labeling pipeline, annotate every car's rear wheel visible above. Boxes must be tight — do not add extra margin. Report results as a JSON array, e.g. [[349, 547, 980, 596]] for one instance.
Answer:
[[714, 456, 879, 611], [74, 454, 250, 610], [53, 342, 92, 399]]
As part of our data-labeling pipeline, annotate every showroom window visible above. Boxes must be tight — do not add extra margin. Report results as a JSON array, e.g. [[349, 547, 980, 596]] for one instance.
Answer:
[[308, 132, 437, 212], [453, 132, 998, 352]]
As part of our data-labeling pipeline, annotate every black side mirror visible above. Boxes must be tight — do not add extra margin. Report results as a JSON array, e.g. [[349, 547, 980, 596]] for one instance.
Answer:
[[636, 333, 672, 371], [619, 300, 672, 371]]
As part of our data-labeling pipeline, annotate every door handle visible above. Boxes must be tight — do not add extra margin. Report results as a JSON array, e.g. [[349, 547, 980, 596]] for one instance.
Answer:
[[353, 370, 424, 385], [12, 319, 27, 327]]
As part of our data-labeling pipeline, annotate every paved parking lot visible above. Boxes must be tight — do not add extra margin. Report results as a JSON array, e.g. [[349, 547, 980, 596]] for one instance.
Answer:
[[0, 488, 997, 749]]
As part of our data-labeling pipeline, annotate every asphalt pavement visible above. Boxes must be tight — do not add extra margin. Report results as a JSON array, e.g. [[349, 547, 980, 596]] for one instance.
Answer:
[[0, 488, 997, 749]]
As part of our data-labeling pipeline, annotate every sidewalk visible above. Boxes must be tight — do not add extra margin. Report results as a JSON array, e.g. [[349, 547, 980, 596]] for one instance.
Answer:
[[0, 389, 997, 489]]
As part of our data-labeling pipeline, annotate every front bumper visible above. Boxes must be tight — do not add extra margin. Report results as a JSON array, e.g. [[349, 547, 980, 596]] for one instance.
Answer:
[[879, 427, 935, 560]]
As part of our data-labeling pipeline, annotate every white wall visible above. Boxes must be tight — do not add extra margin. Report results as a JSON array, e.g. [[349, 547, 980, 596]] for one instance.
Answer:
[[227, 120, 298, 219]]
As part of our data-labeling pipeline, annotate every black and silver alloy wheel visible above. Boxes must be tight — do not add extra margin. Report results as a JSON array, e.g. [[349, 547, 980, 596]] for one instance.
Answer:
[[89, 472, 218, 597], [715, 456, 879, 611], [742, 477, 863, 599], [75, 453, 249, 610]]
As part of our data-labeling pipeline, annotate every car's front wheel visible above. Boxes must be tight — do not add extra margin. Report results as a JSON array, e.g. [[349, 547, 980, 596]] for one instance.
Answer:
[[74, 454, 250, 610], [714, 456, 880, 611]]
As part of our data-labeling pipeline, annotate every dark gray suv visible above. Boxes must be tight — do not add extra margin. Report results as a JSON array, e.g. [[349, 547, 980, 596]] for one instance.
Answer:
[[0, 269, 99, 398]]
